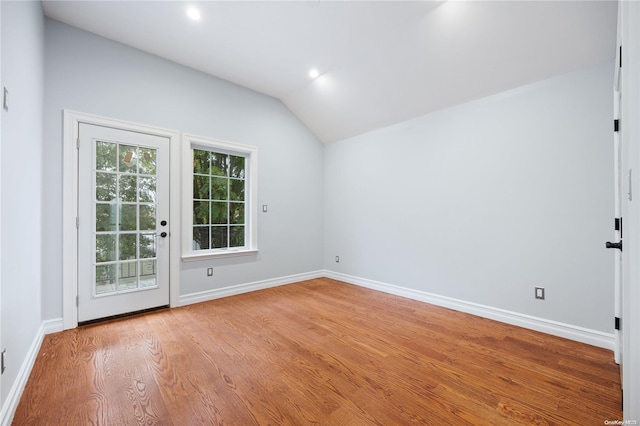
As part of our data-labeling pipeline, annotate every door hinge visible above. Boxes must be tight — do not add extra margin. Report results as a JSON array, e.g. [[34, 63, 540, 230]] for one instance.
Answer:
[[615, 316, 620, 331], [76, 296, 79, 307], [76, 217, 79, 229], [614, 119, 620, 132], [76, 138, 80, 150]]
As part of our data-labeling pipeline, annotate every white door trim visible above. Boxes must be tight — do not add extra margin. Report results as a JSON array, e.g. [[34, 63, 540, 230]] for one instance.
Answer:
[[62, 110, 181, 330]]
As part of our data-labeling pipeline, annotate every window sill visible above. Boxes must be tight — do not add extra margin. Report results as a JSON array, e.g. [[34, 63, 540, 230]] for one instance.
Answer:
[[181, 249, 259, 262]]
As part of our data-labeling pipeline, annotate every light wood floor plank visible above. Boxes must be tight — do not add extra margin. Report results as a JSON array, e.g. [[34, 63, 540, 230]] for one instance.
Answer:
[[13, 278, 622, 425]]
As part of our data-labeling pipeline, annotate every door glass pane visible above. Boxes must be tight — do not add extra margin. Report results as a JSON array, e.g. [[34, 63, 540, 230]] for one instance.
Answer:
[[96, 264, 116, 294], [119, 175, 137, 202], [96, 203, 116, 232], [139, 233, 156, 258], [120, 205, 137, 231], [96, 234, 116, 262], [119, 234, 137, 261], [119, 145, 137, 173], [139, 148, 157, 175], [96, 141, 117, 171], [140, 260, 156, 288], [96, 173, 117, 202], [139, 205, 156, 231], [94, 141, 159, 297], [119, 262, 138, 290], [139, 177, 156, 203]]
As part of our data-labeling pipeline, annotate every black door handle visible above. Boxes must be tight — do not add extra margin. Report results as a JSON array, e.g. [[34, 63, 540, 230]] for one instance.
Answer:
[[606, 241, 622, 251]]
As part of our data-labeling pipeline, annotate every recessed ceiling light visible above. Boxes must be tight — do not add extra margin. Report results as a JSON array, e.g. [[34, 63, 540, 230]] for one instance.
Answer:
[[187, 7, 201, 21], [309, 68, 320, 79]]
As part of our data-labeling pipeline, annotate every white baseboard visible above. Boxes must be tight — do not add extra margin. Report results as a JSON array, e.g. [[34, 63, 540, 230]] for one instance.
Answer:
[[179, 270, 325, 306], [324, 270, 615, 350], [1, 318, 63, 426]]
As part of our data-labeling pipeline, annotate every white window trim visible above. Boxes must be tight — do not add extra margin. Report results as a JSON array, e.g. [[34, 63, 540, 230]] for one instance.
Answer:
[[181, 133, 258, 261]]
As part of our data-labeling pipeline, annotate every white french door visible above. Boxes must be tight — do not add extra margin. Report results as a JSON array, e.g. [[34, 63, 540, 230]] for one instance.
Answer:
[[77, 123, 170, 323]]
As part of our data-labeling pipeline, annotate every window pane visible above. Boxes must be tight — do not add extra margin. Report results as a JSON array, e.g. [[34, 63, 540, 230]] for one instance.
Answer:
[[140, 260, 157, 288], [119, 234, 137, 260], [210, 153, 228, 176], [193, 201, 209, 225], [139, 177, 156, 203], [193, 226, 210, 250], [120, 205, 137, 231], [229, 179, 245, 201], [96, 203, 116, 232], [96, 264, 116, 294], [193, 149, 210, 175], [193, 175, 210, 200], [118, 262, 138, 290], [139, 233, 156, 259], [119, 175, 137, 202], [139, 205, 156, 231], [190, 144, 254, 254], [96, 172, 117, 202], [211, 226, 228, 249], [211, 202, 228, 224], [230, 202, 244, 225], [119, 145, 137, 173], [230, 156, 245, 179], [96, 141, 117, 172], [230, 226, 244, 248], [211, 177, 228, 200], [139, 148, 157, 175], [96, 234, 116, 263]]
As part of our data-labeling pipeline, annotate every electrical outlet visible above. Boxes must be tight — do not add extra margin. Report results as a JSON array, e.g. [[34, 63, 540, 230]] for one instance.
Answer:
[[207, 268, 213, 277], [335, 256, 340, 263], [535, 287, 545, 300]]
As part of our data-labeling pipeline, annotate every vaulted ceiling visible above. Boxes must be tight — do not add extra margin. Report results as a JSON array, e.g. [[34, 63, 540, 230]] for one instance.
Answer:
[[42, 1, 618, 143]]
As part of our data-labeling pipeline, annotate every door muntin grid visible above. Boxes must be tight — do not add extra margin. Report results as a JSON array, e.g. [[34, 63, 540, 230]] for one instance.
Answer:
[[93, 140, 159, 296]]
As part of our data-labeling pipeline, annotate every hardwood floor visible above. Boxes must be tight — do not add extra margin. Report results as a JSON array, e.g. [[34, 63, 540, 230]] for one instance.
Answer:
[[14, 278, 621, 425]]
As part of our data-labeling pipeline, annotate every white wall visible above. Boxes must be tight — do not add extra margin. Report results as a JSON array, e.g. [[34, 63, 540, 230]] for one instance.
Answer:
[[0, 0, 44, 411], [325, 60, 614, 334], [43, 19, 324, 319]]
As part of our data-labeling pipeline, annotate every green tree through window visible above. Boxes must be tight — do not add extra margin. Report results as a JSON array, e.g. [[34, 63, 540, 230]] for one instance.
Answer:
[[192, 149, 246, 250]]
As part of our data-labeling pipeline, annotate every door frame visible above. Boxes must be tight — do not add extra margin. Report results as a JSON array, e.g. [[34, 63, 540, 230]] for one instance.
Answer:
[[62, 110, 180, 330]]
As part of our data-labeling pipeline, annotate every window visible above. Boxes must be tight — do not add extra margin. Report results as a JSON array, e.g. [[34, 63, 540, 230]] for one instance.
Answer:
[[182, 134, 258, 260]]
